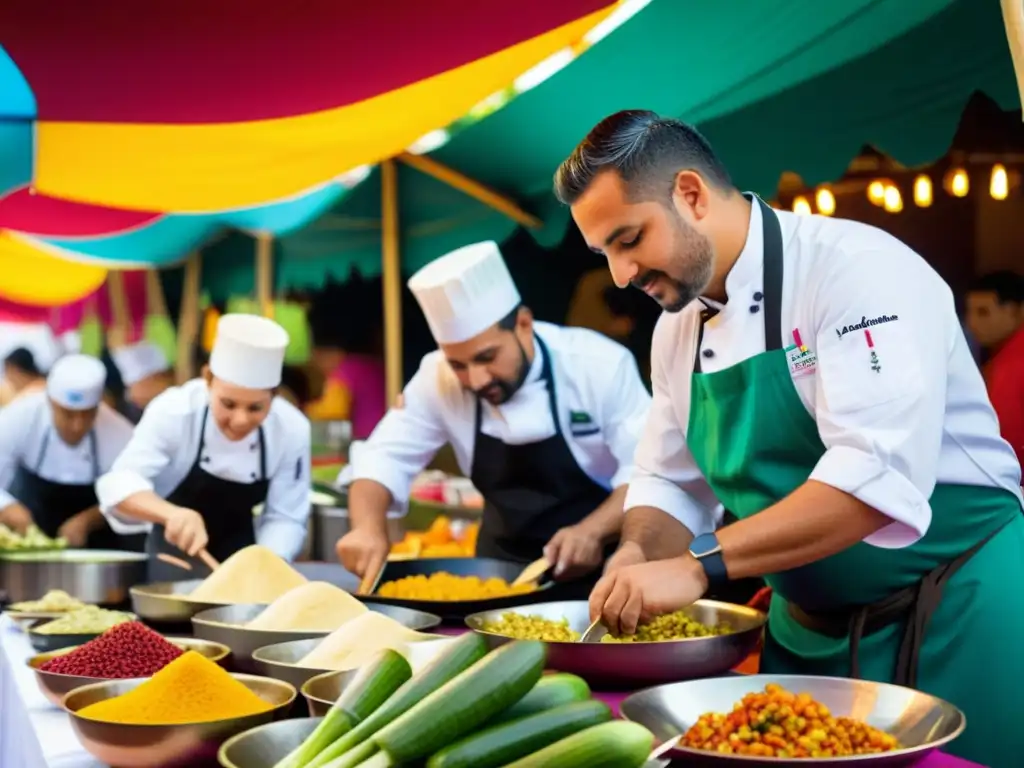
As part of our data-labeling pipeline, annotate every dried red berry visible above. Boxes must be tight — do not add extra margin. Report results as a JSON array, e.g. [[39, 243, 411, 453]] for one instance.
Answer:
[[40, 621, 184, 678]]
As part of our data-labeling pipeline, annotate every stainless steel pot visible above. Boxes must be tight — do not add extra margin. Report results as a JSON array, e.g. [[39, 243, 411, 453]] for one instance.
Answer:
[[0, 550, 147, 605], [312, 505, 404, 562]]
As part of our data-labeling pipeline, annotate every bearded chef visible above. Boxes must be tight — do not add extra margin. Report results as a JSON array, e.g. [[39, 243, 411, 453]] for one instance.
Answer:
[[556, 110, 1024, 767], [0, 354, 134, 548], [96, 314, 312, 580], [110, 340, 174, 423], [335, 242, 651, 593]]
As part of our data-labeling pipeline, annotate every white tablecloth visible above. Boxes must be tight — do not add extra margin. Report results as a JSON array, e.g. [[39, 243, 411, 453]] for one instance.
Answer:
[[0, 616, 103, 767]]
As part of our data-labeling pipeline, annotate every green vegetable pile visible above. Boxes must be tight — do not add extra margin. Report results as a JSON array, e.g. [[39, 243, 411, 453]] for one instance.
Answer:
[[0, 524, 66, 552], [253, 634, 655, 768]]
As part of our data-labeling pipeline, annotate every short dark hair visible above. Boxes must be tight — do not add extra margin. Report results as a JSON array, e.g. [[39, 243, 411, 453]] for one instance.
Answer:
[[970, 270, 1024, 304], [4, 347, 40, 376], [497, 304, 524, 332], [554, 110, 733, 206]]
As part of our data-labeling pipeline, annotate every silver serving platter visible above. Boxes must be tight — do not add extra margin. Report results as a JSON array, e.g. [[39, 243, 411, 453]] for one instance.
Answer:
[[621, 675, 965, 766], [0, 549, 147, 605], [192, 602, 442, 673], [466, 599, 765, 688], [64, 674, 295, 768]]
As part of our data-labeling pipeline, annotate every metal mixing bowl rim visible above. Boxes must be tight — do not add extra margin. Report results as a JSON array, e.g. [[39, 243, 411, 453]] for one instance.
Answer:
[[62, 673, 298, 726], [217, 715, 325, 768], [27, 612, 139, 637], [300, 668, 349, 704], [465, 598, 767, 645], [190, 613, 335, 635], [620, 674, 968, 763], [129, 582, 234, 604], [250, 640, 328, 668]]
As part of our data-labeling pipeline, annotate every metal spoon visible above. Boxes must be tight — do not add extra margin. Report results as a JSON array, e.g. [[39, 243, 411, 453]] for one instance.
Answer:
[[578, 618, 605, 643]]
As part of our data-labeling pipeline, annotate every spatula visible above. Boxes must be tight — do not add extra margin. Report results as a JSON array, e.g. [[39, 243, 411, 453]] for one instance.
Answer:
[[511, 556, 552, 587]]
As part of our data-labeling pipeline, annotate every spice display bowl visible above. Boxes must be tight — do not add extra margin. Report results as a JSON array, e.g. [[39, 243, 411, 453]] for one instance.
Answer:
[[192, 602, 443, 673], [27, 613, 139, 653], [63, 674, 296, 768], [218, 716, 322, 768], [620, 675, 965, 766], [29, 638, 232, 705], [465, 599, 766, 688], [130, 579, 228, 623]]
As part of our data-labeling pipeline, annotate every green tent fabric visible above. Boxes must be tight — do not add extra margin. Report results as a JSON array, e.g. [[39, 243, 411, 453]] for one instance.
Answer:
[[201, 0, 1017, 293], [224, 296, 312, 364]]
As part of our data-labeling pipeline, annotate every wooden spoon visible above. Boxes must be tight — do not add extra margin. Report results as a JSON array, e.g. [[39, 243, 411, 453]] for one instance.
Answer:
[[512, 556, 552, 587], [197, 549, 220, 572], [156, 553, 192, 572], [357, 561, 386, 596]]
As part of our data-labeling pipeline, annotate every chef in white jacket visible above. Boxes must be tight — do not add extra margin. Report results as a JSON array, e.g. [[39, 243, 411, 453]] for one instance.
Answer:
[[336, 241, 651, 594], [0, 354, 134, 548], [96, 314, 312, 580]]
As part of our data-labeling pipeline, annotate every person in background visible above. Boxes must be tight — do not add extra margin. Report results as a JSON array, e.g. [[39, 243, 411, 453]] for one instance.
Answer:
[[110, 341, 174, 423], [95, 314, 312, 580], [0, 348, 46, 407], [307, 334, 386, 440], [0, 355, 135, 548], [965, 270, 1024, 468]]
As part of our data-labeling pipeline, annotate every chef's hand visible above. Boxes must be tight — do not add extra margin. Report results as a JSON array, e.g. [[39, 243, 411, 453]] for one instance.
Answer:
[[602, 541, 647, 575], [0, 502, 34, 535], [57, 510, 96, 548], [544, 524, 603, 579], [336, 527, 389, 579], [163, 506, 209, 557], [589, 556, 708, 636]]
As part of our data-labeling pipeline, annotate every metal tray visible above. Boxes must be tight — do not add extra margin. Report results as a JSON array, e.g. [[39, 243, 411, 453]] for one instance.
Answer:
[[466, 599, 765, 688], [0, 549, 147, 605], [620, 674, 965, 766], [359, 557, 555, 621]]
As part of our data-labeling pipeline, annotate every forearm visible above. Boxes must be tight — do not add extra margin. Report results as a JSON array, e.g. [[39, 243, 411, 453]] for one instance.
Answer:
[[576, 486, 628, 543], [620, 505, 695, 561], [348, 479, 395, 536], [717, 480, 889, 580], [114, 491, 181, 526], [75, 505, 106, 533]]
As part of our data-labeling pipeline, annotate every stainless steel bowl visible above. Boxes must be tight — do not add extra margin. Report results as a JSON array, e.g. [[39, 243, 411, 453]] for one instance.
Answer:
[[63, 674, 296, 768], [26, 612, 139, 653], [466, 600, 766, 688], [0, 549, 147, 605], [130, 579, 227, 623], [29, 638, 232, 706], [192, 602, 442, 673], [251, 638, 331, 692], [219, 717, 322, 768], [620, 675, 965, 766]]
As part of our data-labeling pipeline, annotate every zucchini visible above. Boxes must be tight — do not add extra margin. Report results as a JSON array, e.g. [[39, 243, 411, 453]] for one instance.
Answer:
[[488, 673, 590, 725], [499, 721, 654, 768], [305, 633, 488, 768], [317, 742, 376, 768], [351, 752, 394, 768], [426, 699, 612, 768], [373, 640, 546, 763], [274, 649, 411, 768]]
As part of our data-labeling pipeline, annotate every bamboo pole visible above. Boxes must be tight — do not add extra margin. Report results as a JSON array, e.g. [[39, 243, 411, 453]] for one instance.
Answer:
[[381, 159, 403, 405], [1002, 0, 1024, 110], [105, 271, 130, 349], [255, 232, 274, 319], [397, 152, 542, 228], [175, 254, 202, 383]]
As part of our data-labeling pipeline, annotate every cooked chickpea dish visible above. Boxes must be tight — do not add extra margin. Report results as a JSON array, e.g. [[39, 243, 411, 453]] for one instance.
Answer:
[[600, 610, 727, 642], [376, 572, 536, 601], [481, 610, 725, 642], [481, 613, 581, 641], [682, 683, 901, 758]]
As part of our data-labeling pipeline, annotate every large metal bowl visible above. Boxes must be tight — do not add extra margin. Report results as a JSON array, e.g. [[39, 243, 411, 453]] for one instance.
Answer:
[[130, 579, 229, 623], [620, 675, 965, 766], [192, 602, 442, 673], [0, 549, 147, 605], [63, 674, 296, 768], [29, 638, 231, 706], [362, 557, 554, 621], [466, 600, 765, 688], [219, 717, 322, 768], [26, 612, 139, 653]]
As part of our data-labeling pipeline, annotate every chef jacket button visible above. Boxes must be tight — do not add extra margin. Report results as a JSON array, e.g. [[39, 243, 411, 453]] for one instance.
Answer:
[[749, 304, 760, 314], [753, 291, 764, 301], [250, 472, 257, 480], [250, 443, 257, 451], [202, 456, 211, 464], [702, 349, 715, 359]]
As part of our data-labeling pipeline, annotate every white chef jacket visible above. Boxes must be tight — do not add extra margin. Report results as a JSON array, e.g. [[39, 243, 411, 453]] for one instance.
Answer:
[[343, 321, 651, 510], [626, 200, 1023, 549], [0, 392, 135, 510], [95, 378, 312, 560]]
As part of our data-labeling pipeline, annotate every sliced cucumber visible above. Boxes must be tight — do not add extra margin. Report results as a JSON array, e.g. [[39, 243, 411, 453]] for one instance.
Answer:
[[305, 632, 487, 768], [488, 673, 591, 725], [427, 699, 611, 768], [374, 640, 547, 762], [499, 720, 655, 768]]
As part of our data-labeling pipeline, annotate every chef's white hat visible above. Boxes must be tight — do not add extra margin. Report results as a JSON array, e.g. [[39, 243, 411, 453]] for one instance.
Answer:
[[111, 341, 170, 387], [209, 314, 289, 390], [408, 241, 521, 344], [46, 354, 106, 410]]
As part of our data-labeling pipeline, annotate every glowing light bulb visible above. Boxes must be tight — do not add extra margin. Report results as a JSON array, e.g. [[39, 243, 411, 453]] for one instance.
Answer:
[[815, 188, 836, 216], [945, 168, 969, 198], [913, 175, 932, 208], [867, 181, 886, 206], [990, 164, 1009, 200], [792, 196, 812, 216], [882, 185, 903, 213]]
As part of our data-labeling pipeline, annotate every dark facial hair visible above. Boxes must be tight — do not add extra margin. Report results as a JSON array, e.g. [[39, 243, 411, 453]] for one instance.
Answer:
[[472, 336, 531, 405], [631, 208, 714, 313]]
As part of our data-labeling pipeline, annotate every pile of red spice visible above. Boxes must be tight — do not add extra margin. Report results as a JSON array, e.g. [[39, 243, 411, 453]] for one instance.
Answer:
[[40, 621, 184, 678]]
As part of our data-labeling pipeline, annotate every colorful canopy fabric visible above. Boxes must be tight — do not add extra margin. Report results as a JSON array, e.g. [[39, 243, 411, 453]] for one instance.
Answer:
[[0, 0, 618, 212]]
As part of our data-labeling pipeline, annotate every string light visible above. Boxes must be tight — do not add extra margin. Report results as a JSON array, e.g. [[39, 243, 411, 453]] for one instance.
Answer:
[[944, 168, 969, 198], [990, 164, 1009, 200], [792, 196, 812, 215], [882, 185, 903, 213], [867, 180, 886, 206], [815, 188, 836, 216], [913, 175, 933, 207]]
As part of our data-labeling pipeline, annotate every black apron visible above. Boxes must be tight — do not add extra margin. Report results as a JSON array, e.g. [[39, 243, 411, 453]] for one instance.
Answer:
[[145, 407, 269, 582], [469, 335, 615, 599], [7, 429, 125, 550]]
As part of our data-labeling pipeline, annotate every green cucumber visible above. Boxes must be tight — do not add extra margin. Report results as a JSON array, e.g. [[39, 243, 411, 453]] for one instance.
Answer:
[[318, 742, 376, 768], [499, 721, 654, 768], [427, 699, 611, 768], [305, 633, 488, 768], [374, 640, 546, 762], [488, 673, 590, 725], [274, 649, 411, 768], [351, 752, 394, 768]]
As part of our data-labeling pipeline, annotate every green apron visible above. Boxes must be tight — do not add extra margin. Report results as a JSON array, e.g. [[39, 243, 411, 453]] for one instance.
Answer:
[[686, 196, 1024, 768]]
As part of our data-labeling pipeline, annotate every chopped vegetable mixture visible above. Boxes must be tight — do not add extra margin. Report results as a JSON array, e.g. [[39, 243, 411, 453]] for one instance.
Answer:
[[481, 610, 725, 642], [32, 606, 134, 635]]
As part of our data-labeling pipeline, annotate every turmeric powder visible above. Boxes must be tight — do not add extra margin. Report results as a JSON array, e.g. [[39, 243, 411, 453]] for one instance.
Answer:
[[77, 651, 273, 725]]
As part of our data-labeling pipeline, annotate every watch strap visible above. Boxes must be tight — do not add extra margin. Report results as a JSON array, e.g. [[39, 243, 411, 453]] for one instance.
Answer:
[[690, 532, 729, 586]]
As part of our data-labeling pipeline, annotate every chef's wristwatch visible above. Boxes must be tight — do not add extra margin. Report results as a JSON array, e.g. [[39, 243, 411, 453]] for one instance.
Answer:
[[689, 533, 728, 586]]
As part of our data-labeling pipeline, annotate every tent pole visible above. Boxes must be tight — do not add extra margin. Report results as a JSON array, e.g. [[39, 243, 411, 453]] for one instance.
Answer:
[[175, 253, 202, 384], [255, 232, 274, 319], [1002, 0, 1024, 109], [381, 159, 403, 405], [105, 271, 130, 350], [397, 152, 542, 228]]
